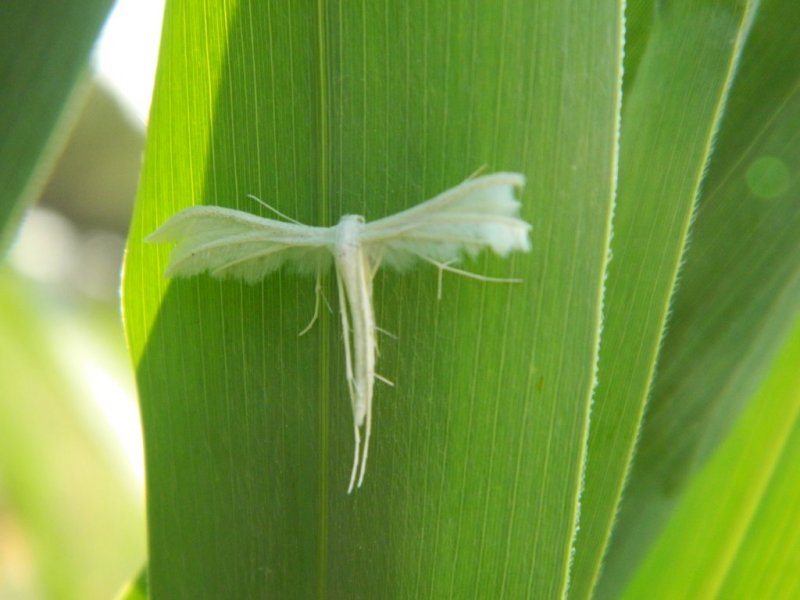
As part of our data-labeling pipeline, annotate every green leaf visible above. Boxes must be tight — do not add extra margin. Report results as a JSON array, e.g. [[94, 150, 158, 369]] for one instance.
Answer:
[[122, 0, 621, 597], [116, 567, 148, 600], [0, 0, 115, 254], [598, 0, 800, 593], [621, 314, 800, 598], [569, 2, 758, 598]]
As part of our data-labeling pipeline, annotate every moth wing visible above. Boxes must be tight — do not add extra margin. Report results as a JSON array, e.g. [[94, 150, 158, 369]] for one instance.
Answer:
[[147, 206, 334, 283], [359, 172, 531, 270]]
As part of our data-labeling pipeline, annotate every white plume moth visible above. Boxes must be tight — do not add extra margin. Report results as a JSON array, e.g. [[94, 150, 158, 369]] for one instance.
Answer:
[[147, 171, 531, 492]]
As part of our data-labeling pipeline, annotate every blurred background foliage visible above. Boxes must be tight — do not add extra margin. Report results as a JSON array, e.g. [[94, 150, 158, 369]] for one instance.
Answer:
[[0, 0, 153, 597]]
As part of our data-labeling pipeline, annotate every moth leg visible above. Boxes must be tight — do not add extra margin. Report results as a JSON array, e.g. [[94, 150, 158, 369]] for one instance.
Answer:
[[347, 418, 362, 494], [356, 389, 373, 489], [372, 324, 397, 360], [336, 268, 357, 403], [437, 261, 448, 300], [435, 259, 458, 300], [369, 247, 384, 279], [375, 373, 394, 387], [319, 284, 334, 315], [298, 271, 323, 336], [337, 267, 363, 494], [420, 255, 523, 292], [375, 326, 398, 339]]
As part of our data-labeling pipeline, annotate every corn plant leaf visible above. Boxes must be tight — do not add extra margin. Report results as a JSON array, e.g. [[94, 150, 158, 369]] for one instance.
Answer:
[[598, 0, 800, 594], [0, 0, 115, 254], [568, 2, 759, 597], [621, 315, 800, 598], [122, 0, 621, 597]]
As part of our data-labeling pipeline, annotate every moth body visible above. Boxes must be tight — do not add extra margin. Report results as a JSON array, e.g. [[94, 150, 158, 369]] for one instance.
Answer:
[[147, 172, 531, 493]]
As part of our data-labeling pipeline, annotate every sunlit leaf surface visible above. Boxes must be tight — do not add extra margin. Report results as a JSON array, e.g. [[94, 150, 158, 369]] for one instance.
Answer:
[[570, 2, 758, 597], [599, 0, 800, 593], [123, 1, 621, 597], [622, 317, 800, 599]]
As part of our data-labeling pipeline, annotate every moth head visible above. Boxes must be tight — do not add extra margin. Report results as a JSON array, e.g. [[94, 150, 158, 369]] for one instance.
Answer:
[[337, 214, 367, 235], [338, 214, 365, 225], [335, 214, 366, 247]]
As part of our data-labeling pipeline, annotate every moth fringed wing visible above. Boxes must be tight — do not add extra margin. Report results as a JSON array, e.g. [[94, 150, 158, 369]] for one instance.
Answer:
[[145, 207, 334, 282], [362, 172, 530, 269], [147, 171, 532, 493]]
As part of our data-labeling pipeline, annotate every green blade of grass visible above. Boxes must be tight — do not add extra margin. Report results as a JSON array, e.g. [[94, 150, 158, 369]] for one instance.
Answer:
[[122, 0, 622, 597], [621, 314, 800, 599], [599, 0, 800, 593], [0, 0, 115, 254], [568, 2, 758, 598]]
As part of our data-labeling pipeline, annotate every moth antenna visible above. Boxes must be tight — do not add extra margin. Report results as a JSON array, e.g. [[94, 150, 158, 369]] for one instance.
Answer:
[[246, 193, 303, 225], [465, 164, 489, 181]]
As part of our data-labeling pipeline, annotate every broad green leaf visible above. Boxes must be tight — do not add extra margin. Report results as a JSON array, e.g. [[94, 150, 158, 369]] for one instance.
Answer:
[[0, 270, 144, 599], [619, 0, 656, 95], [122, 1, 621, 597], [569, 2, 757, 598], [599, 0, 800, 593], [0, 0, 115, 254], [621, 314, 800, 598]]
